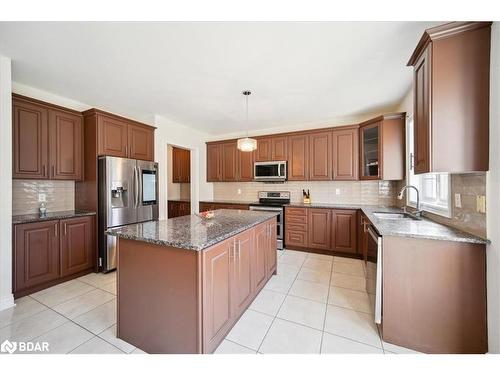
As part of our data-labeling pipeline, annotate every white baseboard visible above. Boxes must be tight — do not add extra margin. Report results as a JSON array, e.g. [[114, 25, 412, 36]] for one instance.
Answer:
[[0, 294, 15, 311]]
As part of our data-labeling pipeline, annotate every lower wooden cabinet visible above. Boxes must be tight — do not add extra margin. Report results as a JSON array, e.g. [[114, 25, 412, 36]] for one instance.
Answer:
[[13, 215, 95, 297], [285, 207, 358, 255], [331, 209, 357, 254], [168, 200, 191, 218], [202, 218, 276, 353], [60, 216, 94, 277], [14, 220, 60, 293]]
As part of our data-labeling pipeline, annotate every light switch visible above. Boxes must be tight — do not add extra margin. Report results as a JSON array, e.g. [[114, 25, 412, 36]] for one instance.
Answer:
[[476, 195, 486, 213], [454, 193, 462, 208], [237, 189, 242, 195]]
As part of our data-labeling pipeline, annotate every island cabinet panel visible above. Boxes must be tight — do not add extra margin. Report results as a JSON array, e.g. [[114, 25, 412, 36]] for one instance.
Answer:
[[231, 230, 254, 316], [12, 98, 49, 179], [206, 143, 223, 182], [331, 209, 357, 254], [253, 223, 269, 291], [14, 220, 60, 293], [267, 220, 278, 275], [287, 134, 309, 181], [308, 209, 331, 250], [309, 131, 332, 180], [60, 216, 94, 277], [332, 127, 359, 181], [203, 239, 234, 353], [381, 236, 487, 353]]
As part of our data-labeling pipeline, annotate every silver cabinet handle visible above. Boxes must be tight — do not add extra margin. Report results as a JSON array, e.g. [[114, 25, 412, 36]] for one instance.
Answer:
[[64, 222, 67, 236], [238, 241, 241, 258], [55, 223, 58, 237]]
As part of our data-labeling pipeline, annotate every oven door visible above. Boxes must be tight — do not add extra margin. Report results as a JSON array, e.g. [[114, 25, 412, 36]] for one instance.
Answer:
[[367, 225, 382, 324]]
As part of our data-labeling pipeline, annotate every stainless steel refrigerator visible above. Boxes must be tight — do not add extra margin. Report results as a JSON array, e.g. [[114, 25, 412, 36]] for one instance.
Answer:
[[98, 156, 159, 272]]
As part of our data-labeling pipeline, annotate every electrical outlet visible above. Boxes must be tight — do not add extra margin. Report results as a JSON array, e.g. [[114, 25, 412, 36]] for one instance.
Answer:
[[335, 188, 340, 195], [476, 195, 486, 213], [237, 189, 242, 195], [38, 193, 46, 202], [454, 193, 462, 208]]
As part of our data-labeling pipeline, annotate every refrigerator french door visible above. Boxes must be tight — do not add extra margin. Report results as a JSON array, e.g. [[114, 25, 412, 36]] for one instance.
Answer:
[[98, 156, 159, 272]]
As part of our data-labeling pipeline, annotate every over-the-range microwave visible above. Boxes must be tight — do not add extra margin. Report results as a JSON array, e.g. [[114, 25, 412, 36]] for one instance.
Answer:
[[254, 161, 287, 182]]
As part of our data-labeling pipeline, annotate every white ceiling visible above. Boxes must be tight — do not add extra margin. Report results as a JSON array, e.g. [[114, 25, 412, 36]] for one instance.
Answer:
[[0, 22, 438, 135]]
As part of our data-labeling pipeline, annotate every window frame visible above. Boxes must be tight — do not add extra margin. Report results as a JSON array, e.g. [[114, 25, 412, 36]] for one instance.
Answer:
[[406, 116, 452, 218]]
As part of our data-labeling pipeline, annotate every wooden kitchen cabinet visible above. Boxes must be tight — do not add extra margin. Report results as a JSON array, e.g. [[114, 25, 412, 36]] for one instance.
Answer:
[[232, 230, 254, 316], [253, 222, 269, 291], [172, 147, 190, 183], [14, 220, 60, 293], [88, 109, 155, 161], [13, 94, 83, 180], [168, 200, 191, 218], [309, 130, 332, 180], [359, 113, 405, 181], [206, 143, 223, 182], [202, 238, 234, 352], [332, 126, 359, 181], [308, 209, 331, 250], [331, 209, 357, 254], [237, 148, 254, 181], [199, 201, 250, 212], [284, 207, 308, 248], [222, 142, 238, 181], [255, 136, 287, 162], [407, 22, 491, 174], [13, 215, 96, 298], [287, 134, 309, 181], [60, 216, 94, 277], [267, 220, 278, 275]]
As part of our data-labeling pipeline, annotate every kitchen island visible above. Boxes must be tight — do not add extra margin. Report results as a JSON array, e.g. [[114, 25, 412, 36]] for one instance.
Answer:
[[106, 209, 278, 354]]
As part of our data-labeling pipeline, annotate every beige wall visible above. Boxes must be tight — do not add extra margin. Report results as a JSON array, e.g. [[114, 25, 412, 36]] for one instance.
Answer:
[[12, 180, 75, 216], [213, 180, 397, 206]]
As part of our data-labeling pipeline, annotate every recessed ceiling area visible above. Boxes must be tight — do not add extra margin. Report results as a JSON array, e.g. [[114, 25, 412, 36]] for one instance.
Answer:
[[0, 21, 438, 135]]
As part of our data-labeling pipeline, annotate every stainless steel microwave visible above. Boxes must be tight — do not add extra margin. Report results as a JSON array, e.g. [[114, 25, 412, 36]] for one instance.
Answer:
[[254, 161, 287, 182]]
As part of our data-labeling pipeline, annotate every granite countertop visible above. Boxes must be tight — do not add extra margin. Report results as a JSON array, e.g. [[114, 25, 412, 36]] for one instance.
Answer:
[[285, 202, 488, 245], [199, 199, 256, 205], [106, 209, 278, 251], [13, 210, 96, 224]]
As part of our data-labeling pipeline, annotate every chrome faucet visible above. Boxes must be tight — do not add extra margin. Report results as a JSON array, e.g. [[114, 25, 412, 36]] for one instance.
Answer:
[[397, 185, 423, 217]]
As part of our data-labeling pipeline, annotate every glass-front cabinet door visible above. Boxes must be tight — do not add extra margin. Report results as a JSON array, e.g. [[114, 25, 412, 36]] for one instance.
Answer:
[[360, 122, 380, 179]]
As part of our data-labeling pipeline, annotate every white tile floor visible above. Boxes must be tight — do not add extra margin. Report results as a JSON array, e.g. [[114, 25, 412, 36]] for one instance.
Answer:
[[0, 249, 419, 354], [215, 249, 421, 354]]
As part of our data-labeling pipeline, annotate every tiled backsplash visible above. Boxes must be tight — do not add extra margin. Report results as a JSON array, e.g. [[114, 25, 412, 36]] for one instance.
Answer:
[[12, 180, 75, 215], [213, 180, 398, 206]]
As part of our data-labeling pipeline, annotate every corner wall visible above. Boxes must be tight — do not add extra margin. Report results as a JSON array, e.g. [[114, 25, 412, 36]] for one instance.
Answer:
[[487, 21, 500, 353], [0, 56, 13, 310], [154, 115, 213, 219]]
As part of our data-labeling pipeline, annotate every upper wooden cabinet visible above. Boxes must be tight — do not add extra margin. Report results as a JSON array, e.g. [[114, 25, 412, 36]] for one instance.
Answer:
[[89, 109, 155, 161], [359, 113, 405, 181], [255, 136, 287, 161], [287, 134, 309, 181], [12, 94, 83, 180], [332, 126, 359, 181], [309, 130, 332, 181], [206, 141, 253, 182], [172, 147, 190, 183], [407, 22, 491, 174]]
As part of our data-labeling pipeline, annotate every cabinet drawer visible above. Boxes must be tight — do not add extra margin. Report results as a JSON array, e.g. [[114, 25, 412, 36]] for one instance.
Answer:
[[286, 215, 308, 224], [286, 223, 307, 232], [285, 207, 307, 216], [285, 230, 308, 247]]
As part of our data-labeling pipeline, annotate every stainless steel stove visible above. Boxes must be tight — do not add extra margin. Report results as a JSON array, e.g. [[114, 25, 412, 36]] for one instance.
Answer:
[[249, 191, 290, 250]]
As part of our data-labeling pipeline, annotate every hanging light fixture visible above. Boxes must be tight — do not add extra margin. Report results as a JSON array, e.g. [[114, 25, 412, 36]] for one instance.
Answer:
[[237, 90, 257, 152]]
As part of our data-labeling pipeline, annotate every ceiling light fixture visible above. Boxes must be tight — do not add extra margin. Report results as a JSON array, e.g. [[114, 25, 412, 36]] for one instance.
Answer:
[[237, 90, 257, 152]]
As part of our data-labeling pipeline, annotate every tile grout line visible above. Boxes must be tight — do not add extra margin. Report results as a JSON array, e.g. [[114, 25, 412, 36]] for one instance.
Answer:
[[319, 253, 335, 353], [255, 249, 306, 354]]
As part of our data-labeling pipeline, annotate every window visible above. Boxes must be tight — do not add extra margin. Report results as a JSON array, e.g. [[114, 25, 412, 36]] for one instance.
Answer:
[[406, 117, 451, 217]]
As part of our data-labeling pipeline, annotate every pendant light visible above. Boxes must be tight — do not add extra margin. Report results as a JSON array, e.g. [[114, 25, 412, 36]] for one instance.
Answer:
[[237, 90, 257, 152]]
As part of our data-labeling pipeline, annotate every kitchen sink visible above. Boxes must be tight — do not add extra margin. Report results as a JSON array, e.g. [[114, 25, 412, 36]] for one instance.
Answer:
[[372, 212, 420, 220]]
